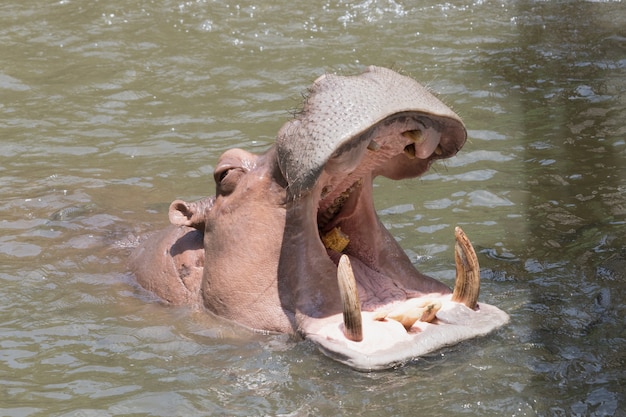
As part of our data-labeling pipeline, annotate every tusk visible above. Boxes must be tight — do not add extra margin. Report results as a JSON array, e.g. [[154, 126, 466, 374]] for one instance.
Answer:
[[402, 130, 422, 160], [402, 129, 425, 144], [404, 143, 416, 159], [381, 299, 442, 330], [451, 227, 480, 309], [337, 254, 363, 342]]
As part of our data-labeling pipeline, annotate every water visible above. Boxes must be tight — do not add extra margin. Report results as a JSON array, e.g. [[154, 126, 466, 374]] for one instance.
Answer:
[[1, 0, 625, 415]]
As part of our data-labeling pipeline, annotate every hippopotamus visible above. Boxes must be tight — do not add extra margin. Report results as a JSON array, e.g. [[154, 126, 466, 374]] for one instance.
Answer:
[[130, 66, 509, 371]]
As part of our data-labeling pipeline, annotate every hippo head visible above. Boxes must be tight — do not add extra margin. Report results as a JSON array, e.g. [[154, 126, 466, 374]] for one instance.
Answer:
[[130, 66, 508, 371]]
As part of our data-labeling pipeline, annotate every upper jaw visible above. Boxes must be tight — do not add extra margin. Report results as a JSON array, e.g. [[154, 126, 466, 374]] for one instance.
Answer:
[[276, 66, 467, 198]]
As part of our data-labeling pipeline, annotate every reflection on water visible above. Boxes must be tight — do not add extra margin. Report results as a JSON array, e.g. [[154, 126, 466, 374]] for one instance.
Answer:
[[1, 0, 624, 415]]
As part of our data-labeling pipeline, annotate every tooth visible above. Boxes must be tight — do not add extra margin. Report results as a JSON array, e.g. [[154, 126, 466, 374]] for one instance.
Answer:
[[402, 130, 424, 159], [402, 129, 425, 144], [404, 144, 416, 159], [367, 139, 381, 151], [416, 300, 442, 323], [337, 255, 363, 342], [378, 299, 442, 330], [451, 227, 480, 309], [318, 180, 361, 230], [322, 227, 350, 252], [434, 145, 443, 156], [320, 185, 332, 199]]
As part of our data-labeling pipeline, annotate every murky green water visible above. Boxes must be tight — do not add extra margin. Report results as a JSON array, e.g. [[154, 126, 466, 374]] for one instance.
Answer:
[[1, 0, 624, 415]]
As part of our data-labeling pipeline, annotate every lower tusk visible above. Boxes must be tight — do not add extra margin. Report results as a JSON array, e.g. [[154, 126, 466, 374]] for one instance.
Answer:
[[451, 227, 480, 309], [337, 254, 363, 342]]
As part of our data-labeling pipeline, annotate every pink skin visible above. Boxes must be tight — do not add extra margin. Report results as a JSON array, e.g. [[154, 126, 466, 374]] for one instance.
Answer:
[[129, 223, 204, 305], [129, 67, 509, 370]]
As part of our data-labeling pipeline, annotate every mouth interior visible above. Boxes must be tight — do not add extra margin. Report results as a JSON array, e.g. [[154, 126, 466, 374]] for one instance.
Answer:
[[317, 176, 418, 314], [313, 123, 451, 333]]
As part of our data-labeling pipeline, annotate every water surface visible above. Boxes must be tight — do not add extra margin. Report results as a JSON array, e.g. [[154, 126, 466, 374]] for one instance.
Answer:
[[1, 0, 625, 415]]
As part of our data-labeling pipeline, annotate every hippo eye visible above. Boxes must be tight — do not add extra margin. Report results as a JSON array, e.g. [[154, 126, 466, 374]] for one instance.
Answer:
[[214, 166, 233, 184], [215, 167, 245, 195], [218, 169, 230, 182]]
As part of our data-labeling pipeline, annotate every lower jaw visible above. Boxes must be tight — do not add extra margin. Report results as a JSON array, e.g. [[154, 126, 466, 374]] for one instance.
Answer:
[[311, 227, 483, 343], [300, 294, 455, 369], [303, 298, 510, 372]]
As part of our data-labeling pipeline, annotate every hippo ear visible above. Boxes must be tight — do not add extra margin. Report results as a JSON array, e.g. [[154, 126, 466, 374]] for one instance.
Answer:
[[169, 200, 204, 230], [276, 66, 466, 198]]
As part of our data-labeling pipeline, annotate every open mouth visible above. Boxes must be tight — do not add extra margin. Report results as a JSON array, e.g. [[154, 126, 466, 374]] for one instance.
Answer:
[[311, 115, 480, 344], [274, 66, 509, 370]]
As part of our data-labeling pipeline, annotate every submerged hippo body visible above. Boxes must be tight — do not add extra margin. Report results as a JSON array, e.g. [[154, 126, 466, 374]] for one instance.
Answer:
[[130, 66, 509, 371]]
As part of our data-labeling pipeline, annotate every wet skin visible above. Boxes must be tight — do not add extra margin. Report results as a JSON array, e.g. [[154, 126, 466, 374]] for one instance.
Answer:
[[129, 66, 509, 371]]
